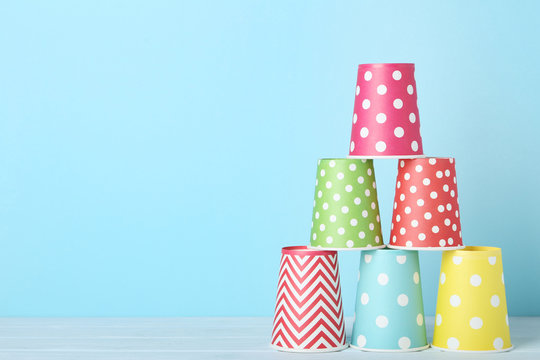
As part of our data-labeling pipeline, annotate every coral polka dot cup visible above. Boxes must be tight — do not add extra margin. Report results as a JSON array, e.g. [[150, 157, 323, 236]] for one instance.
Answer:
[[432, 246, 512, 352], [388, 157, 464, 250], [310, 159, 384, 250], [349, 63, 424, 158], [351, 249, 428, 352]]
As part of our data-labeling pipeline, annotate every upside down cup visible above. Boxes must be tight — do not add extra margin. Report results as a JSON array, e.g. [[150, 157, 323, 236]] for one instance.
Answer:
[[271, 246, 348, 352], [388, 157, 464, 250], [351, 249, 428, 352], [310, 159, 384, 250], [432, 246, 512, 352], [349, 63, 424, 158]]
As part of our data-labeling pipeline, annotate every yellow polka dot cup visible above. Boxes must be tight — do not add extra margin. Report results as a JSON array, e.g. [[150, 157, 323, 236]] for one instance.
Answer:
[[432, 246, 512, 352], [310, 159, 384, 250]]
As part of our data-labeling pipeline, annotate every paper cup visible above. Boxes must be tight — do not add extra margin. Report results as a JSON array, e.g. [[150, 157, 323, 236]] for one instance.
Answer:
[[270, 246, 348, 352], [310, 159, 384, 250], [349, 63, 424, 158], [388, 157, 464, 250], [351, 249, 428, 352], [432, 246, 512, 352]]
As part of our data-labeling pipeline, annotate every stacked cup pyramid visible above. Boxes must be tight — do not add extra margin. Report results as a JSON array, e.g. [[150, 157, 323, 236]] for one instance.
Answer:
[[271, 63, 512, 353]]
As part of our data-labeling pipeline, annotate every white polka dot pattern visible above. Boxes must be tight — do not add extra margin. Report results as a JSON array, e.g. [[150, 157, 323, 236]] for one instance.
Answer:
[[390, 157, 463, 248], [349, 63, 423, 157], [311, 159, 383, 249], [351, 249, 428, 351]]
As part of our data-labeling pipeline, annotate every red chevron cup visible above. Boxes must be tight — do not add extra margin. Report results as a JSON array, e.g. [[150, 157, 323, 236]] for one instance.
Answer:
[[388, 157, 464, 250], [349, 63, 424, 158], [271, 246, 347, 352]]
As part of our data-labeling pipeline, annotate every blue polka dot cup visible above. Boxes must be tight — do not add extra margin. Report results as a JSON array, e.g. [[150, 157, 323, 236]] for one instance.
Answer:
[[351, 249, 428, 352]]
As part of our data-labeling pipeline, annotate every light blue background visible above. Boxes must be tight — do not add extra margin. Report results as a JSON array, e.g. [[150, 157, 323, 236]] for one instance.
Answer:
[[0, 1, 539, 316]]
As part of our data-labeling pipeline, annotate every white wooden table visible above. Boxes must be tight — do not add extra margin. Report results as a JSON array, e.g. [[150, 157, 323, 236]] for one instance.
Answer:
[[0, 317, 537, 359]]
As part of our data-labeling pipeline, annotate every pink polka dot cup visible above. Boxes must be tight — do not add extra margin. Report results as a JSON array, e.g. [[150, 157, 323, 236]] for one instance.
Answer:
[[349, 63, 424, 158], [388, 158, 464, 250]]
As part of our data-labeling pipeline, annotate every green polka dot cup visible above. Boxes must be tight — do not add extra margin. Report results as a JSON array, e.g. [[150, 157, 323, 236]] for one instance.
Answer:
[[310, 159, 384, 250]]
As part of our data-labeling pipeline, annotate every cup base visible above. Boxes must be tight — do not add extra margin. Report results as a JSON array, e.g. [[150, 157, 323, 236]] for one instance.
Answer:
[[348, 154, 427, 159], [308, 244, 386, 251], [386, 244, 465, 251], [270, 343, 349, 353], [350, 344, 430, 352], [430, 344, 513, 353]]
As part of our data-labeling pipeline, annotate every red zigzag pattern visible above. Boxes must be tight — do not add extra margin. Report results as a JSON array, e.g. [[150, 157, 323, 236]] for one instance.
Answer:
[[271, 253, 346, 350]]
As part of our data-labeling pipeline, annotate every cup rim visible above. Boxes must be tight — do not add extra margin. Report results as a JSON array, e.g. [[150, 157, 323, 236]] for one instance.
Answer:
[[358, 63, 415, 69], [451, 246, 501, 256], [430, 344, 513, 353], [270, 343, 349, 352], [281, 246, 336, 256], [348, 154, 425, 159], [399, 156, 455, 162], [319, 157, 370, 161], [387, 244, 465, 251], [318, 158, 370, 162], [361, 247, 420, 256], [350, 344, 430, 352], [363, 247, 411, 252], [308, 244, 386, 251]]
